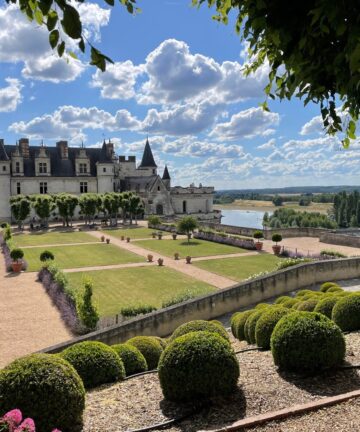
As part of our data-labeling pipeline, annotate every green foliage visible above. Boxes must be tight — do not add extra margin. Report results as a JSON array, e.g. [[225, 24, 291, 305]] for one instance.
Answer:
[[244, 310, 264, 344], [271, 233, 282, 244], [112, 343, 148, 376], [327, 286, 344, 293], [161, 290, 198, 308], [39, 250, 55, 262], [272, 195, 283, 207], [271, 312, 345, 374], [10, 248, 24, 262], [55, 193, 79, 227], [10, 196, 31, 228], [76, 278, 99, 331], [0, 353, 85, 432], [276, 258, 312, 270], [274, 296, 292, 305], [314, 296, 341, 319], [255, 303, 270, 310], [158, 331, 239, 402], [296, 289, 315, 297], [282, 298, 300, 309], [169, 319, 229, 343], [320, 282, 340, 293], [79, 193, 102, 224], [232, 310, 255, 341], [253, 230, 263, 240], [320, 250, 347, 258], [255, 307, 291, 349], [31, 195, 56, 227], [120, 304, 157, 317], [177, 216, 198, 243], [333, 191, 360, 227], [2, 223, 12, 241], [296, 299, 319, 312], [127, 336, 164, 370], [60, 341, 125, 389], [332, 294, 360, 331], [267, 208, 336, 229]]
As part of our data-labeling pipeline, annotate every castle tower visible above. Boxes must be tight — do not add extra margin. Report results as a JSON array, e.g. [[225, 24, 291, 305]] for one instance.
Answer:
[[162, 165, 171, 190], [138, 138, 157, 175]]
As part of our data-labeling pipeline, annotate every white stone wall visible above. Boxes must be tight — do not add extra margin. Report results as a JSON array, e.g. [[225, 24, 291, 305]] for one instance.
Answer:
[[0, 162, 11, 221], [171, 193, 213, 215], [10, 177, 98, 196]]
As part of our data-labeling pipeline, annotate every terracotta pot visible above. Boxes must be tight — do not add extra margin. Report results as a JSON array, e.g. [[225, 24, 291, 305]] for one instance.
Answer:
[[121, 235, 125, 241], [100, 236, 105, 242], [147, 254, 153, 262], [11, 261, 22, 273], [272, 245, 281, 255], [255, 242, 263, 251], [106, 238, 110, 244], [126, 237, 130, 243], [172, 234, 177, 240], [174, 252, 180, 260], [185, 256, 192, 264], [158, 258, 164, 266]]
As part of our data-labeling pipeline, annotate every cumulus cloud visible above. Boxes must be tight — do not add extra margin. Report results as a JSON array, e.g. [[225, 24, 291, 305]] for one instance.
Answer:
[[210, 107, 280, 141], [0, 78, 22, 112], [257, 138, 276, 150]]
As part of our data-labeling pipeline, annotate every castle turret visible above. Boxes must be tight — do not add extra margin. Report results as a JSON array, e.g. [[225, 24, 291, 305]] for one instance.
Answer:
[[138, 138, 157, 175], [162, 165, 171, 190]]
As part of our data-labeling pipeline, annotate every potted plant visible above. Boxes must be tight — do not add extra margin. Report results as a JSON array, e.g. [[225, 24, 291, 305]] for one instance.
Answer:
[[10, 248, 24, 272], [106, 238, 110, 244], [100, 235, 105, 242], [126, 237, 130, 243], [147, 254, 153, 262], [157, 232, 163, 240], [158, 258, 164, 266], [253, 230, 264, 251], [185, 255, 192, 264], [172, 233, 177, 240], [272, 233, 282, 255], [174, 252, 180, 260]]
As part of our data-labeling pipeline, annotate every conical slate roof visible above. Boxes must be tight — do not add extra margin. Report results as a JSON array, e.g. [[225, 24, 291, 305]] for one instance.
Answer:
[[162, 165, 170, 180], [0, 139, 9, 161], [139, 138, 157, 168]]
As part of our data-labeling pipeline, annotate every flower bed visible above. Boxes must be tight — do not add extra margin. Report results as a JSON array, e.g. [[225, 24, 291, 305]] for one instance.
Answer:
[[194, 231, 256, 250]]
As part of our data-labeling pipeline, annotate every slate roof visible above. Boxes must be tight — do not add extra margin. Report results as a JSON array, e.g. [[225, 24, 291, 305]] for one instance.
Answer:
[[162, 165, 170, 180], [0, 140, 9, 161], [138, 139, 157, 168], [123, 175, 158, 191], [3, 144, 113, 177]]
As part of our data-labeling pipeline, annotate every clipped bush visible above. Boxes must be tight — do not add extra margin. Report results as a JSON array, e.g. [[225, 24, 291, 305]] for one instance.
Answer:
[[276, 258, 311, 270], [320, 250, 346, 258], [112, 343, 148, 376], [272, 233, 282, 243], [60, 341, 125, 388], [332, 294, 360, 331], [127, 336, 164, 370], [255, 307, 292, 349], [295, 289, 314, 297], [10, 248, 24, 262], [255, 303, 270, 310], [39, 250, 55, 262], [296, 299, 318, 312], [120, 304, 157, 317], [253, 230, 263, 240], [153, 336, 168, 350], [320, 282, 340, 293], [327, 286, 343, 293], [0, 354, 85, 432], [158, 331, 239, 402], [314, 296, 340, 319], [244, 310, 265, 344], [230, 312, 241, 338], [169, 320, 229, 343], [161, 290, 197, 308], [274, 296, 292, 305], [232, 310, 255, 340], [271, 312, 345, 373], [282, 298, 300, 309]]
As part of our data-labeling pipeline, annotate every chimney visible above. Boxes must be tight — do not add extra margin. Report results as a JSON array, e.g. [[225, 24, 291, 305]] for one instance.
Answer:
[[56, 140, 68, 159], [19, 138, 30, 158], [119, 156, 126, 162]]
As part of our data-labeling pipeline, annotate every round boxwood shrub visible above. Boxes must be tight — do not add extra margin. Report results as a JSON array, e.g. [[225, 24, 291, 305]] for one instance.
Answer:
[[60, 341, 125, 388], [169, 320, 229, 343], [271, 312, 345, 374], [158, 331, 239, 402], [153, 336, 168, 350], [127, 336, 164, 370], [274, 296, 292, 305], [0, 354, 85, 432], [296, 289, 314, 298], [332, 294, 360, 331], [327, 286, 343, 293], [10, 248, 24, 262], [112, 343, 148, 376], [244, 310, 265, 344], [296, 299, 318, 312], [320, 282, 339, 293], [230, 312, 242, 338], [255, 303, 270, 310], [255, 307, 292, 349], [314, 296, 340, 319], [282, 298, 300, 309], [232, 310, 255, 341], [40, 250, 55, 262]]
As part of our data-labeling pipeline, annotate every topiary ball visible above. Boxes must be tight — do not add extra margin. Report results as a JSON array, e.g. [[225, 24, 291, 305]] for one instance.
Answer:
[[169, 320, 229, 343], [153, 336, 168, 350], [127, 336, 164, 370], [314, 296, 341, 319], [112, 343, 148, 376], [60, 341, 125, 388], [0, 354, 85, 432], [255, 303, 270, 310], [274, 296, 292, 305], [233, 310, 255, 341], [244, 310, 265, 344], [230, 312, 242, 338], [320, 282, 339, 293], [271, 312, 345, 374], [158, 331, 239, 402], [295, 289, 314, 298], [327, 286, 343, 293], [282, 298, 300, 309], [332, 294, 360, 331], [255, 307, 292, 349], [296, 299, 318, 312]]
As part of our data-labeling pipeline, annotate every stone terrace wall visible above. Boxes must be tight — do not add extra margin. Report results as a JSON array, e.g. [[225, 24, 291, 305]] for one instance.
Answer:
[[319, 232, 360, 248], [40, 257, 360, 354]]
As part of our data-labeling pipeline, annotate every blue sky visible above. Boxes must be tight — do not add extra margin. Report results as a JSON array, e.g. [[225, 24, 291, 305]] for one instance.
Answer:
[[0, 0, 358, 189]]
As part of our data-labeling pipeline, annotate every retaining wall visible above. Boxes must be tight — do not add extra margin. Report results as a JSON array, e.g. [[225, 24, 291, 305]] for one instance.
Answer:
[[319, 232, 360, 248], [40, 257, 360, 354]]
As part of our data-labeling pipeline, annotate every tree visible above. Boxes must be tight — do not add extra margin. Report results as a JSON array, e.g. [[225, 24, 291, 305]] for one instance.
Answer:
[[177, 216, 198, 244], [272, 195, 283, 207], [32, 195, 55, 228], [77, 278, 99, 331], [55, 193, 78, 227], [102, 192, 122, 226], [128, 194, 141, 225], [10, 196, 31, 229], [79, 193, 101, 225]]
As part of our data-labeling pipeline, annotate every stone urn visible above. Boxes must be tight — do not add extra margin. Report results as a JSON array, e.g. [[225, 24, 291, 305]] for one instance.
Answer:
[[185, 256, 192, 264], [100, 235, 105, 242], [255, 242, 263, 251], [174, 252, 180, 260], [147, 254, 153, 262], [158, 258, 164, 266], [172, 233, 177, 240], [106, 238, 110, 244], [126, 237, 130, 243], [272, 245, 281, 255], [121, 235, 125, 241]]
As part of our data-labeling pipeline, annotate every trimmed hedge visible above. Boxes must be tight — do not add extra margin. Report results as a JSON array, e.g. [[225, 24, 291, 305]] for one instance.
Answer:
[[112, 343, 148, 376], [60, 341, 125, 388], [296, 299, 318, 312], [282, 298, 300, 309], [255, 307, 291, 349], [158, 331, 239, 401], [296, 289, 315, 298], [0, 354, 85, 432], [274, 296, 292, 305], [232, 310, 255, 341], [169, 320, 229, 343], [255, 303, 270, 310], [244, 310, 265, 344], [271, 312, 345, 374], [314, 296, 340, 319], [320, 282, 339, 293], [332, 294, 360, 331], [327, 286, 343, 293], [230, 312, 242, 338], [127, 336, 164, 370]]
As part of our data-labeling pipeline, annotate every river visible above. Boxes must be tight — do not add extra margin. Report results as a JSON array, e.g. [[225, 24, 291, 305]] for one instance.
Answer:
[[220, 209, 271, 229]]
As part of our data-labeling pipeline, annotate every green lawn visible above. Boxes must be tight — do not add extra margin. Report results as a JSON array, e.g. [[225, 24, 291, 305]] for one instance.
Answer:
[[101, 226, 157, 240], [67, 267, 216, 316], [193, 254, 282, 281], [24, 243, 144, 272], [13, 231, 97, 247], [135, 238, 246, 258]]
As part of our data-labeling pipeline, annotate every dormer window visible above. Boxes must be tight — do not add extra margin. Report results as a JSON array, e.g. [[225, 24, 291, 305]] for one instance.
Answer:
[[39, 162, 47, 174], [15, 162, 20, 173], [79, 163, 87, 174]]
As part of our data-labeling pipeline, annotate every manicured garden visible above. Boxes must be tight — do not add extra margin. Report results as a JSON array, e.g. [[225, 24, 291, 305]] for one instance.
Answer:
[[12, 231, 97, 247], [135, 238, 246, 258], [101, 227, 159, 239], [24, 243, 144, 272], [194, 254, 282, 281], [67, 266, 215, 316]]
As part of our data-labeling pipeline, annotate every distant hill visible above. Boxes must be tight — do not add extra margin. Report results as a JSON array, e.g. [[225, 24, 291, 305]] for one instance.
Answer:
[[216, 186, 360, 195]]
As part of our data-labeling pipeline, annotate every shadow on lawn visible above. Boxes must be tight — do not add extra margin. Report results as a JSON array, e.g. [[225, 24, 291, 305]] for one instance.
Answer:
[[178, 241, 201, 247]]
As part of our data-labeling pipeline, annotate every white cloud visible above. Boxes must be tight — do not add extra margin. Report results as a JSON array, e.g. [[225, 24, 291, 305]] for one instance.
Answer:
[[210, 107, 280, 140], [22, 56, 85, 83], [257, 138, 276, 150], [75, 2, 111, 42], [0, 78, 22, 112], [300, 115, 324, 135]]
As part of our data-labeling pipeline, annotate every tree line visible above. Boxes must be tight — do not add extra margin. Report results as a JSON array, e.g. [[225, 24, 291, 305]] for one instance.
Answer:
[[333, 191, 360, 228], [214, 192, 334, 206], [264, 208, 336, 229], [9, 192, 144, 229]]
